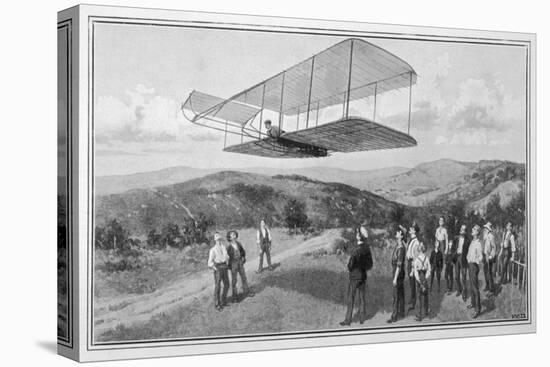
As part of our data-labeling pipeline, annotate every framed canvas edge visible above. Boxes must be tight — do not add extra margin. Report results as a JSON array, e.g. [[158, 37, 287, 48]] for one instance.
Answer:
[[61, 3, 537, 362]]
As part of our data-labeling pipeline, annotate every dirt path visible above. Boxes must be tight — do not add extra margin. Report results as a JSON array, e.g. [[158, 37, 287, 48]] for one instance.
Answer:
[[94, 229, 342, 336]]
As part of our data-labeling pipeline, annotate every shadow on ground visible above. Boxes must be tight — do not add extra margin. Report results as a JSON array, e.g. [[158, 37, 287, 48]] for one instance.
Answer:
[[255, 267, 396, 322]]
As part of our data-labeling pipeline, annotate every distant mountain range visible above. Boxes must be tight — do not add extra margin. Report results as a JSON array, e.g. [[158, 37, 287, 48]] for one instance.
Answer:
[[95, 171, 405, 235], [96, 159, 525, 214], [362, 159, 525, 211], [95, 165, 409, 196]]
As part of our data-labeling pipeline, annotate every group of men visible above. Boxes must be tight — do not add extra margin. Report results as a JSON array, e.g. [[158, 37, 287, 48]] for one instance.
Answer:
[[206, 219, 274, 311], [341, 218, 518, 325], [389, 218, 517, 323]]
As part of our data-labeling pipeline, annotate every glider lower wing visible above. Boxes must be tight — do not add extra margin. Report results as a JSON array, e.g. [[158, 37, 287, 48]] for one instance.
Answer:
[[282, 118, 417, 152], [223, 118, 416, 158]]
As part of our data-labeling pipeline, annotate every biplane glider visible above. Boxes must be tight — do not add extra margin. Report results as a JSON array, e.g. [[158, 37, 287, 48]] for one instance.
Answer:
[[182, 38, 418, 158]]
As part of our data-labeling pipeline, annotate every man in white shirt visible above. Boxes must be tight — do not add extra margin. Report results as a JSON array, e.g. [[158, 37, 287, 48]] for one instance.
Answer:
[[406, 222, 421, 311], [482, 222, 497, 294], [256, 219, 273, 273], [467, 225, 484, 318], [208, 232, 230, 310], [499, 222, 516, 284]]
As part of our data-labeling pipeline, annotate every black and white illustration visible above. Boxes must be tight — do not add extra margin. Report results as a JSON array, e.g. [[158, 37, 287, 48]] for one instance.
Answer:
[[72, 8, 534, 354]]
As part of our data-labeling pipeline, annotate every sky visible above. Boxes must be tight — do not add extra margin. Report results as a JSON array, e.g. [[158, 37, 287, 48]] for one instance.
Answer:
[[93, 23, 527, 176]]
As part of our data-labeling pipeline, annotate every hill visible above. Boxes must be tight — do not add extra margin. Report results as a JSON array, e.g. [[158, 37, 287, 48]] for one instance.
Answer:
[[95, 165, 409, 196], [95, 171, 406, 235], [364, 159, 525, 211]]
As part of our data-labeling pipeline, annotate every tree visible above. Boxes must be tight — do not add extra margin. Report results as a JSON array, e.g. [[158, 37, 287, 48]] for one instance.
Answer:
[[505, 188, 526, 227], [485, 194, 505, 228], [161, 223, 181, 248], [94, 219, 129, 251], [283, 198, 309, 234], [146, 228, 162, 249]]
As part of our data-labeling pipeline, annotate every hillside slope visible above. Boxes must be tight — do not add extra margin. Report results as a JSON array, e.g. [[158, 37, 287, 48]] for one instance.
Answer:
[[364, 159, 525, 209], [95, 171, 404, 234]]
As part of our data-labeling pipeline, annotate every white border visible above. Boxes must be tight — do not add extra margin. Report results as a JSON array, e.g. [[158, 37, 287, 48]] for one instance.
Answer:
[[60, 4, 536, 362]]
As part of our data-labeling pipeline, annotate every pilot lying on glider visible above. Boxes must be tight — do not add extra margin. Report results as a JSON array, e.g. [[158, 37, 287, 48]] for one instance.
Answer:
[[264, 120, 284, 139]]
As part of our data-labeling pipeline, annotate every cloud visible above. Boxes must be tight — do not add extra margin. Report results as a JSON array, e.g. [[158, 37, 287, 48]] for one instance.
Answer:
[[435, 129, 510, 146], [95, 85, 186, 143], [448, 77, 523, 132]]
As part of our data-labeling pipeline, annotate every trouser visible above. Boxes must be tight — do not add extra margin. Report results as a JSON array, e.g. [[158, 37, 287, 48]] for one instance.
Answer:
[[483, 257, 496, 292], [456, 258, 468, 297], [445, 261, 454, 291], [391, 274, 405, 321], [500, 248, 512, 283], [468, 263, 481, 313], [344, 278, 367, 323], [213, 264, 229, 307], [430, 267, 442, 290], [416, 271, 429, 319], [407, 259, 416, 307], [230, 260, 249, 297], [258, 244, 272, 270]]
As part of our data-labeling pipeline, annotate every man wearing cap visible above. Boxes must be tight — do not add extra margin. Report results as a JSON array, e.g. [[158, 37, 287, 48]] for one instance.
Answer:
[[467, 225, 484, 318], [387, 225, 407, 323], [340, 227, 373, 326], [482, 222, 497, 295], [264, 120, 284, 139], [256, 219, 273, 273], [406, 223, 421, 311], [207, 232, 230, 311], [454, 224, 470, 301], [414, 242, 431, 321], [226, 230, 254, 302], [499, 222, 516, 284]]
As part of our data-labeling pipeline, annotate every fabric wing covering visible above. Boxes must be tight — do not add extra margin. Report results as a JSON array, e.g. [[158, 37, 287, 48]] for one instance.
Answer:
[[182, 90, 260, 126], [185, 38, 417, 125], [231, 38, 417, 116]]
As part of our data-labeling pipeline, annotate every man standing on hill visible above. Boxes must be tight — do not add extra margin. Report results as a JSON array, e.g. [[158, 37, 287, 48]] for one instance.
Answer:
[[454, 224, 470, 301], [207, 232, 230, 311], [406, 223, 421, 312], [483, 222, 497, 295], [467, 225, 484, 318], [414, 242, 431, 321], [256, 219, 273, 273], [340, 227, 373, 326], [499, 222, 516, 284], [226, 230, 254, 302]]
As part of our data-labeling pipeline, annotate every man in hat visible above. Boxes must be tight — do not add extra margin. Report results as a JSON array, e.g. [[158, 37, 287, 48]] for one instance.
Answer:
[[207, 232, 230, 311], [414, 242, 431, 321], [406, 222, 421, 311], [340, 227, 373, 326], [454, 224, 470, 301], [264, 120, 284, 139], [482, 222, 497, 294], [226, 230, 254, 302], [498, 222, 516, 284], [467, 225, 484, 318], [256, 219, 273, 273], [387, 225, 407, 323]]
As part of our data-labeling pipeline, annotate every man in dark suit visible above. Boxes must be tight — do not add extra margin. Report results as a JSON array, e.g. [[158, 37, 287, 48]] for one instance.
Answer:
[[226, 230, 254, 302], [444, 229, 458, 295], [454, 224, 470, 301], [340, 227, 373, 326]]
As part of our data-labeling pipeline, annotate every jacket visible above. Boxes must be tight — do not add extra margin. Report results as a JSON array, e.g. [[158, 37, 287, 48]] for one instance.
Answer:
[[347, 243, 373, 281], [226, 241, 246, 267], [454, 235, 470, 265]]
